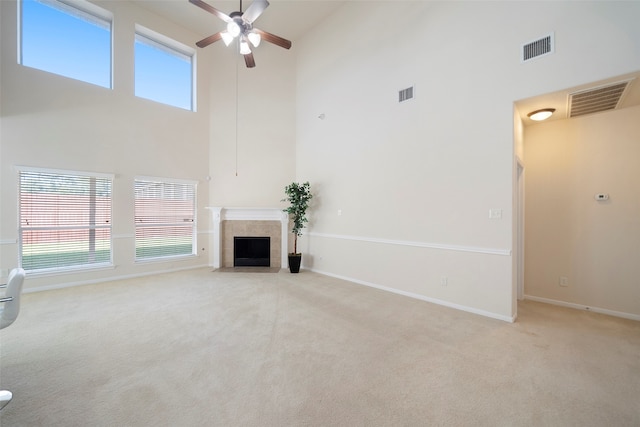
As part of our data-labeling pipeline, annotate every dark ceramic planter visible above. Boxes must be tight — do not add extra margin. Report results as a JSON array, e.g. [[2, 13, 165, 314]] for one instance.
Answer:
[[288, 254, 302, 273]]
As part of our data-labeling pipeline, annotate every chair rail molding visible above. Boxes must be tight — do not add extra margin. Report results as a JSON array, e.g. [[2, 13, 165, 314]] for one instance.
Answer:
[[308, 232, 511, 256]]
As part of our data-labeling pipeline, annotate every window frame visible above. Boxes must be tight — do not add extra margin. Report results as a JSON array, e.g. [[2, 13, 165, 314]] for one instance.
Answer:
[[19, 0, 114, 89], [17, 166, 114, 274], [134, 176, 198, 262], [134, 24, 196, 111]]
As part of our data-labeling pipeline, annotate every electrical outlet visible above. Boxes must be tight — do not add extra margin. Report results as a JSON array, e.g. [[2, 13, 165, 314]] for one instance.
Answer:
[[489, 209, 503, 219], [441, 276, 448, 286], [559, 276, 569, 287]]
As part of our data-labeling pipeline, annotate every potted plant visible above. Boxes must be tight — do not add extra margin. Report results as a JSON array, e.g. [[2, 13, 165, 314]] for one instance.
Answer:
[[281, 181, 312, 273]]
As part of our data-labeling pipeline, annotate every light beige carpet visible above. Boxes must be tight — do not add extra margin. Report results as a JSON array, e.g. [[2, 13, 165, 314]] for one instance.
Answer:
[[1, 268, 638, 426]]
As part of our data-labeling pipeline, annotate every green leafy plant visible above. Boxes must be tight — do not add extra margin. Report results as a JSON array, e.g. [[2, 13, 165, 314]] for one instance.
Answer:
[[281, 181, 312, 254]]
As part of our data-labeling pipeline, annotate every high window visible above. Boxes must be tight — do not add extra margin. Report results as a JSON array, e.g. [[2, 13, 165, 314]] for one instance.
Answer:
[[135, 26, 195, 111], [134, 178, 197, 261], [18, 167, 113, 273], [19, 0, 112, 88]]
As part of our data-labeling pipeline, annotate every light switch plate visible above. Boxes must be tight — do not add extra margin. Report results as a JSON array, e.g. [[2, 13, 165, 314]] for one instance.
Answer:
[[489, 209, 502, 219]]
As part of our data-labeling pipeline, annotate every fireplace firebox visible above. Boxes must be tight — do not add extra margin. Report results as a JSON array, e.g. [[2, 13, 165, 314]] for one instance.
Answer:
[[234, 237, 270, 267]]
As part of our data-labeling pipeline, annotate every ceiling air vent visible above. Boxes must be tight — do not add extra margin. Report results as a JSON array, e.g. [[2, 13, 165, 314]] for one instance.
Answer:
[[568, 81, 631, 118], [521, 33, 554, 62], [399, 86, 414, 103]]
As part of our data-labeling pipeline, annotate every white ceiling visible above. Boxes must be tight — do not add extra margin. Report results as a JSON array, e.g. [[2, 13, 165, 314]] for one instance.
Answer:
[[131, 0, 346, 43]]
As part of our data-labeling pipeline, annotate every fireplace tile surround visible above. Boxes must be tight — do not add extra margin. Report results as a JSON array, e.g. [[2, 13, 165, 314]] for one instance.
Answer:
[[208, 207, 289, 269]]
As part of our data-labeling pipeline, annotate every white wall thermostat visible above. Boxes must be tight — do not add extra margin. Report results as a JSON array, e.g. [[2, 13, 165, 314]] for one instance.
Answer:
[[594, 193, 609, 201]]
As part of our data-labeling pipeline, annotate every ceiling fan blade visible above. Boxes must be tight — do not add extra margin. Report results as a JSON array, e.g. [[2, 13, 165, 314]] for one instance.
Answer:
[[242, 0, 269, 24], [254, 28, 292, 50], [196, 32, 223, 48], [244, 52, 256, 68], [188, 0, 231, 22]]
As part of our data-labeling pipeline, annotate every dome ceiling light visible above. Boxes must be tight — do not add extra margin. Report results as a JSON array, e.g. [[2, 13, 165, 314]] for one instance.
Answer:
[[527, 108, 556, 121]]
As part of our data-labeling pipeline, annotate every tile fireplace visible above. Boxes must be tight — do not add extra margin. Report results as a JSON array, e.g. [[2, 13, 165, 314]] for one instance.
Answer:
[[208, 207, 289, 269]]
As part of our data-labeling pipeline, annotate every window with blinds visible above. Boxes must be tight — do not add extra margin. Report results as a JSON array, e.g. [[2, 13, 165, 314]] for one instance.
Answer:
[[134, 178, 196, 261], [18, 168, 113, 272]]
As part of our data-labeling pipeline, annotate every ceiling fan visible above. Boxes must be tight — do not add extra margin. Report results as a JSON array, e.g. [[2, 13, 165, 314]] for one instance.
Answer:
[[189, 0, 292, 68]]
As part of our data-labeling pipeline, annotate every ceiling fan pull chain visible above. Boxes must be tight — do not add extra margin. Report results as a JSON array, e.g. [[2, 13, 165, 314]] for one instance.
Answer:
[[235, 51, 240, 177]]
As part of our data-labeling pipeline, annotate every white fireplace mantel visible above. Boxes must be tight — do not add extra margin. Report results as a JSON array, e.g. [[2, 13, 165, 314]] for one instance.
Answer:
[[207, 207, 289, 269]]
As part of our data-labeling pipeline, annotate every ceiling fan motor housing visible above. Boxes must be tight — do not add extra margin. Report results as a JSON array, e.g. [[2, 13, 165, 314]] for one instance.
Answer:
[[228, 11, 252, 36]]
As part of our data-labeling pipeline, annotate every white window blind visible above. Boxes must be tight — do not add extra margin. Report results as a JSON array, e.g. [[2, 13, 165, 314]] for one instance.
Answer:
[[19, 168, 113, 272], [134, 178, 196, 261]]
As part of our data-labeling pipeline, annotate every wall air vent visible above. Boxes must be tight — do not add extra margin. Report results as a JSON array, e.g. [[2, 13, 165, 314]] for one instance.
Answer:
[[399, 86, 414, 103], [568, 80, 631, 118], [521, 33, 554, 62]]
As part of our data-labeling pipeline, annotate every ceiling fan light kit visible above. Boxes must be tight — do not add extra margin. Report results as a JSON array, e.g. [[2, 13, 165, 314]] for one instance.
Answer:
[[189, 0, 292, 68], [227, 26, 241, 38], [248, 32, 261, 47], [221, 31, 234, 46], [239, 40, 251, 55]]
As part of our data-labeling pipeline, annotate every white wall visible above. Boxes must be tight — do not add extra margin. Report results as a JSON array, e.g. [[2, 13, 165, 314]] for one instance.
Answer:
[[2, 0, 639, 321], [207, 41, 297, 208], [524, 105, 640, 318], [295, 1, 640, 320], [0, 0, 213, 290], [513, 108, 525, 310]]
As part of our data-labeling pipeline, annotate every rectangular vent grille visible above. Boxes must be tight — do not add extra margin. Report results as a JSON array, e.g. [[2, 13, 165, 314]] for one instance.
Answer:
[[522, 33, 554, 62], [569, 81, 629, 118], [399, 86, 414, 103]]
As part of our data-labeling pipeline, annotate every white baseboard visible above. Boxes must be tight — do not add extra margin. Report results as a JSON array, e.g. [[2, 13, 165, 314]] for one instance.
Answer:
[[524, 294, 640, 321], [308, 267, 516, 323], [24, 264, 210, 294]]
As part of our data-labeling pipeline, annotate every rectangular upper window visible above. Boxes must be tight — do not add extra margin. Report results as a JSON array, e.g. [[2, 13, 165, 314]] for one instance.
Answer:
[[135, 26, 195, 111], [19, 0, 112, 88], [18, 167, 113, 273], [134, 177, 197, 261]]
